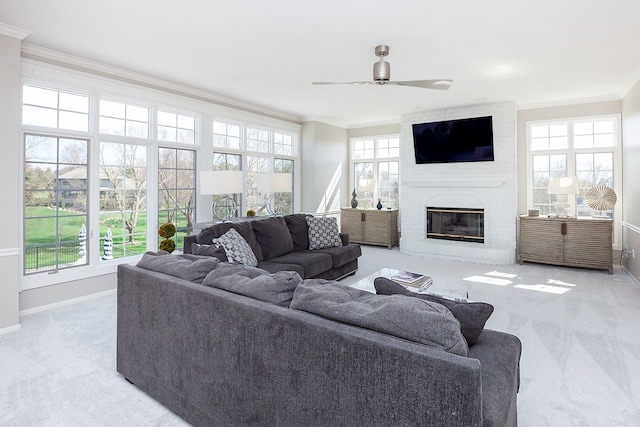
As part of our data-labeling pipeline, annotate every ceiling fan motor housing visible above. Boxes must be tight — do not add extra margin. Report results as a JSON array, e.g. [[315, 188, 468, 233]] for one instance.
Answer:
[[373, 59, 390, 81]]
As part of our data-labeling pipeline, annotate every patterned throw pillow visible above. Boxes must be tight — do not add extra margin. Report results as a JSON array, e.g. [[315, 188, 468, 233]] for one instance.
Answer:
[[306, 217, 342, 250], [214, 228, 258, 267]]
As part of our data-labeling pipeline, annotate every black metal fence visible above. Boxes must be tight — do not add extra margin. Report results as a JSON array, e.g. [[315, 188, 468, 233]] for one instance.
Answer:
[[24, 240, 85, 272]]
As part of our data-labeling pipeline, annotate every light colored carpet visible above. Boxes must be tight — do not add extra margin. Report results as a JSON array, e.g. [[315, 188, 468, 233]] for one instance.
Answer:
[[1, 245, 639, 426]]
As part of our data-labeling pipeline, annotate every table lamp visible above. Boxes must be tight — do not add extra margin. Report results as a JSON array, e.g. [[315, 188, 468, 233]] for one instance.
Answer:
[[548, 177, 577, 218], [200, 171, 243, 222], [257, 173, 292, 216]]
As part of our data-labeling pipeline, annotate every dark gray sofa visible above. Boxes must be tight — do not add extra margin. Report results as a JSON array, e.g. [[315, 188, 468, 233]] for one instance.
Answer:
[[183, 214, 362, 280], [117, 262, 522, 427]]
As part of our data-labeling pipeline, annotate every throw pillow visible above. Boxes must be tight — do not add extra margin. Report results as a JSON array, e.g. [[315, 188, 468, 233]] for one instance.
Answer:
[[374, 277, 494, 345], [204, 271, 303, 307], [191, 243, 229, 262], [290, 281, 468, 356], [306, 216, 342, 250], [215, 228, 258, 267]]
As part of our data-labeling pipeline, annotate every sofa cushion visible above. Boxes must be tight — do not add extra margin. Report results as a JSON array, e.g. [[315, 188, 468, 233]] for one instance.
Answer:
[[266, 251, 332, 279], [203, 271, 303, 307], [215, 228, 258, 267], [136, 251, 220, 283], [196, 221, 263, 261], [257, 260, 305, 278], [306, 244, 362, 268], [374, 277, 494, 345], [306, 216, 342, 250], [290, 281, 468, 356], [252, 216, 294, 260], [191, 243, 229, 262], [201, 262, 269, 284], [284, 213, 311, 251]]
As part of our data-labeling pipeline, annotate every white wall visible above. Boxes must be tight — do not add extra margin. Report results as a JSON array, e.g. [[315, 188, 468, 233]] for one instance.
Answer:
[[399, 102, 518, 264], [0, 31, 24, 332], [622, 81, 640, 280], [300, 121, 348, 213]]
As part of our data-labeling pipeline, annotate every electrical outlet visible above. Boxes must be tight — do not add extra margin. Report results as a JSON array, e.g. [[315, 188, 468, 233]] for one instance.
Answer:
[[632, 249, 636, 259]]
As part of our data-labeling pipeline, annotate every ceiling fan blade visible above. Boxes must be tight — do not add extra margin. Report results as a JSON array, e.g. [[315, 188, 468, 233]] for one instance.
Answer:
[[390, 79, 453, 90], [312, 81, 376, 86]]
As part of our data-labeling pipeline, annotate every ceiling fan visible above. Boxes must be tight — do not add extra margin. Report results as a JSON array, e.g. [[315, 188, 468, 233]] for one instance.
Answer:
[[312, 44, 452, 90]]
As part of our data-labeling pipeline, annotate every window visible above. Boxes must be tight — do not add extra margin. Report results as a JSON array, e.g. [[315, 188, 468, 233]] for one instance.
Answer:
[[350, 136, 400, 209], [99, 142, 147, 259], [24, 134, 89, 274], [213, 121, 240, 149], [158, 148, 196, 251], [22, 85, 89, 132], [213, 120, 296, 217], [526, 114, 621, 245], [157, 111, 196, 144], [99, 100, 149, 138]]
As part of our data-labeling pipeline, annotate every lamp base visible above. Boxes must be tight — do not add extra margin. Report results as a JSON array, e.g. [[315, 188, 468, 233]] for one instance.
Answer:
[[554, 201, 571, 218], [212, 195, 237, 222], [265, 193, 285, 216]]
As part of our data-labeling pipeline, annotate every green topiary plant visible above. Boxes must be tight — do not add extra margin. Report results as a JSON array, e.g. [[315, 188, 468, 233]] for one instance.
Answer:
[[246, 209, 256, 217], [158, 222, 176, 253]]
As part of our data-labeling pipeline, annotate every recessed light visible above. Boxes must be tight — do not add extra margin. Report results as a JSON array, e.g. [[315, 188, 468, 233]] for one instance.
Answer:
[[475, 97, 488, 102]]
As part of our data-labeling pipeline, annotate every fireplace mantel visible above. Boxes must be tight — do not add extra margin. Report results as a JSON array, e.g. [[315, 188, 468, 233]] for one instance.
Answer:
[[404, 176, 507, 188]]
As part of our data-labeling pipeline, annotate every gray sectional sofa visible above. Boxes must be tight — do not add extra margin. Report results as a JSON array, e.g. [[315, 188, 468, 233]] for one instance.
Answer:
[[183, 214, 362, 280], [117, 256, 522, 427]]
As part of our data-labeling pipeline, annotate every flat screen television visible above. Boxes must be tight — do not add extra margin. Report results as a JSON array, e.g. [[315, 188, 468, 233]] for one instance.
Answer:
[[412, 116, 494, 164]]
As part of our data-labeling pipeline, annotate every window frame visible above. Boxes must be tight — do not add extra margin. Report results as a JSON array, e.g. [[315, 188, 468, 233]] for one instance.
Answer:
[[349, 134, 400, 209]]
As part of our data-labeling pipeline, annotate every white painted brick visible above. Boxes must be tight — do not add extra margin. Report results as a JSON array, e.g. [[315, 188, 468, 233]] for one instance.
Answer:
[[399, 102, 517, 265]]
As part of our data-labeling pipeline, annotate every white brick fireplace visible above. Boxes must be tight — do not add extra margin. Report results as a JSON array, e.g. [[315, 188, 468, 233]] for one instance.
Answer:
[[399, 102, 517, 265]]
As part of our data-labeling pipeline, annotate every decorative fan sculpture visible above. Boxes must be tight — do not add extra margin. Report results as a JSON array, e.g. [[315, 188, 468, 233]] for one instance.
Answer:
[[584, 185, 617, 213]]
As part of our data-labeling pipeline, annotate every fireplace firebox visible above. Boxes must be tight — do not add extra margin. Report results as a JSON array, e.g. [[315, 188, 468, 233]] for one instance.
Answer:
[[426, 207, 484, 243]]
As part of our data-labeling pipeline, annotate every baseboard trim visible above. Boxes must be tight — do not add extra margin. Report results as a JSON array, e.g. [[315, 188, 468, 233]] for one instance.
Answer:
[[20, 288, 117, 317], [0, 324, 21, 336]]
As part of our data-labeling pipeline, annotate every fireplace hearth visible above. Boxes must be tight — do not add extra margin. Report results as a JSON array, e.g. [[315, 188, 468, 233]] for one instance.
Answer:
[[426, 207, 484, 243]]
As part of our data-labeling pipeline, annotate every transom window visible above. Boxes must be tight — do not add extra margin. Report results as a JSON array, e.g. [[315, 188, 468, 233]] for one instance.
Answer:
[[99, 100, 149, 138], [22, 85, 89, 132], [157, 111, 196, 144]]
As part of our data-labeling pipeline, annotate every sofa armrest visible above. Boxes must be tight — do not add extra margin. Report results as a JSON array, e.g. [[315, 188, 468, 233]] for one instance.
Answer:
[[339, 232, 349, 246]]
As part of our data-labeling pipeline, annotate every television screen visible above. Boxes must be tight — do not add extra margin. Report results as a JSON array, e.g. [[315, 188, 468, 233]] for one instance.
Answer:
[[412, 116, 494, 164]]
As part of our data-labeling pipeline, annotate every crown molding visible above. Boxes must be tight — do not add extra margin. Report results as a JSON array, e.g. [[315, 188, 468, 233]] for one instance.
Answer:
[[517, 94, 622, 111], [0, 22, 31, 40], [21, 43, 303, 126]]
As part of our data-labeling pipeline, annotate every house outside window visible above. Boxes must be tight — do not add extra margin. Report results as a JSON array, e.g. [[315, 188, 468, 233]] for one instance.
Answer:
[[526, 114, 622, 246], [350, 136, 400, 209]]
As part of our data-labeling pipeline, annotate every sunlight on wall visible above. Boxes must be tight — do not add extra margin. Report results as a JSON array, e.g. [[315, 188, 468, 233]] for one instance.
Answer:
[[315, 162, 342, 214]]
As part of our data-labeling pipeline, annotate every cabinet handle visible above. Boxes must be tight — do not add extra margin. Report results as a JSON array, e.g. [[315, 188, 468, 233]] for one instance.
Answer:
[[561, 222, 567, 235], [361, 212, 366, 221]]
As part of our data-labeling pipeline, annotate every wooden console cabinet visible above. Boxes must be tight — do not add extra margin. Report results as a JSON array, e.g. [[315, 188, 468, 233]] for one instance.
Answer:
[[518, 215, 613, 274], [341, 208, 399, 249]]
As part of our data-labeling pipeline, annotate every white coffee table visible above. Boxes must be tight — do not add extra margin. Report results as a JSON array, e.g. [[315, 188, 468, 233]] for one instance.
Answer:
[[349, 267, 470, 300]]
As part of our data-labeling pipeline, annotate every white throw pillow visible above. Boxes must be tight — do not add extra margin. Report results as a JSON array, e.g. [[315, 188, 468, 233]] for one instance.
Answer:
[[306, 217, 342, 250], [214, 228, 258, 267]]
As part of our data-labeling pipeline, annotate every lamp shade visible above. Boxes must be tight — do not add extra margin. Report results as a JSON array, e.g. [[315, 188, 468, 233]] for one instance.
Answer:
[[358, 178, 375, 191], [200, 171, 243, 195], [257, 173, 292, 193], [548, 177, 577, 195]]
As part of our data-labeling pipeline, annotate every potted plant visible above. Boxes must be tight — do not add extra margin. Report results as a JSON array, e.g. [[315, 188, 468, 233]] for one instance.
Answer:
[[158, 222, 176, 253]]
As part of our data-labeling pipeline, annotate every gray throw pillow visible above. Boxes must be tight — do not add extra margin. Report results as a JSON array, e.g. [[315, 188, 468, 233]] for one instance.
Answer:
[[290, 281, 468, 356], [204, 271, 303, 307], [191, 243, 229, 262], [374, 277, 494, 345], [306, 216, 342, 250]]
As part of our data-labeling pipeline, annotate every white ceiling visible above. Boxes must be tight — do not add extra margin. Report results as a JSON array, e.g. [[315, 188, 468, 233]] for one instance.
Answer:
[[2, 0, 640, 127]]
